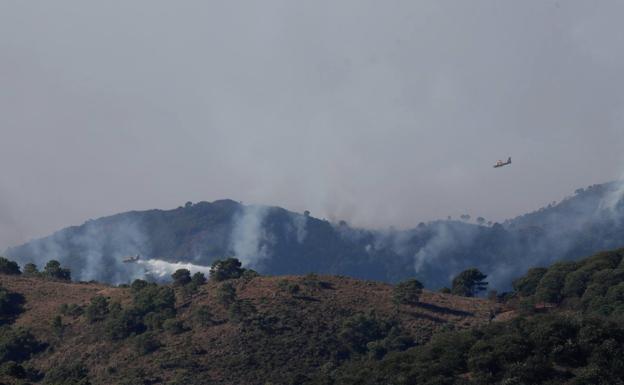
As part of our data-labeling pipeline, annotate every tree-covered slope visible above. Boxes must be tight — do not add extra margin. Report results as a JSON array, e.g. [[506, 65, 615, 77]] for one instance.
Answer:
[[6, 182, 624, 289]]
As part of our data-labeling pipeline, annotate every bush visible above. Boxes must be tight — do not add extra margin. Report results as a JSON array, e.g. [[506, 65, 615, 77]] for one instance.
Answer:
[[288, 283, 301, 296], [338, 313, 399, 356], [43, 363, 91, 385], [43, 260, 71, 281], [0, 257, 20, 275], [59, 303, 83, 317], [132, 284, 176, 317], [217, 282, 237, 308], [85, 296, 109, 323], [210, 258, 244, 281], [163, 318, 186, 334], [104, 308, 143, 340], [23, 263, 39, 276], [228, 300, 257, 323], [0, 360, 26, 379], [393, 279, 424, 305], [193, 305, 215, 327], [133, 332, 161, 355], [241, 269, 259, 281], [52, 315, 64, 336], [0, 326, 44, 363], [0, 287, 24, 323]]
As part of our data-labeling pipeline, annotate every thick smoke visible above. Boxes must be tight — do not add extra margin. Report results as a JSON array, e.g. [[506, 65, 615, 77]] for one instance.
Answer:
[[6, 183, 624, 291], [6, 217, 156, 284], [138, 259, 212, 282], [392, 181, 624, 291]]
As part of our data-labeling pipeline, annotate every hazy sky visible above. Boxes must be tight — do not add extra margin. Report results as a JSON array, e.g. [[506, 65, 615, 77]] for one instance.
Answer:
[[2, 1, 624, 249]]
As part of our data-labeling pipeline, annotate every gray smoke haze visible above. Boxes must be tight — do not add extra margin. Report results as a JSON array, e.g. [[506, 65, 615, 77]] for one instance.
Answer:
[[2, 1, 624, 253], [229, 205, 273, 269]]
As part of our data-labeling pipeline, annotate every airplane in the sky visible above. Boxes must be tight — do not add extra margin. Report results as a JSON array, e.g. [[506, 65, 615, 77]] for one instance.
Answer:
[[493, 157, 512, 168], [122, 255, 140, 263]]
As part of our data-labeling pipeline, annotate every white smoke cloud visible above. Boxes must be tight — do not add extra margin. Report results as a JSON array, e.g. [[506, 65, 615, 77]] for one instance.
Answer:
[[229, 205, 273, 268], [599, 180, 624, 212], [137, 258, 212, 280], [291, 213, 308, 243]]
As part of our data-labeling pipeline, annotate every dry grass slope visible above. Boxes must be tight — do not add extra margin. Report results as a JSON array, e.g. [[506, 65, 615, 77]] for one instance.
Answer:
[[0, 274, 499, 385]]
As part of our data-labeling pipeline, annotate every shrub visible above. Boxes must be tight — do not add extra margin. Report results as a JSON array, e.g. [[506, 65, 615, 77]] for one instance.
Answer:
[[0, 326, 44, 363], [393, 279, 424, 305], [43, 260, 71, 281], [23, 263, 39, 276], [85, 296, 109, 323], [59, 303, 83, 317], [0, 360, 26, 379], [241, 269, 259, 281], [288, 283, 301, 296], [228, 300, 257, 323], [133, 332, 161, 355], [52, 315, 64, 336], [0, 287, 24, 323], [210, 258, 244, 281], [338, 313, 398, 356], [132, 284, 176, 317], [43, 363, 91, 385], [217, 282, 237, 308], [193, 305, 215, 327], [104, 308, 143, 340], [143, 311, 167, 331], [0, 257, 20, 275], [163, 318, 186, 334]]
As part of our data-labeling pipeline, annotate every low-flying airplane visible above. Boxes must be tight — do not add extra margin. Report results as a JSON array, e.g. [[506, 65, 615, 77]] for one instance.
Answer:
[[122, 255, 140, 263], [493, 157, 512, 168]]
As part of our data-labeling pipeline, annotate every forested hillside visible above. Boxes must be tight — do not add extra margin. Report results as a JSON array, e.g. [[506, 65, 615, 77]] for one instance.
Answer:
[[2, 248, 624, 384], [6, 182, 624, 289]]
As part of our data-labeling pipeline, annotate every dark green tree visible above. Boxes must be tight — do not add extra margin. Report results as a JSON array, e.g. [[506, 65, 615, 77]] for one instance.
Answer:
[[0, 257, 20, 275], [191, 272, 207, 286], [512, 267, 548, 297], [171, 269, 191, 286], [23, 263, 39, 276], [210, 258, 244, 281], [85, 296, 109, 323], [217, 282, 237, 308], [43, 260, 71, 281], [451, 268, 488, 297]]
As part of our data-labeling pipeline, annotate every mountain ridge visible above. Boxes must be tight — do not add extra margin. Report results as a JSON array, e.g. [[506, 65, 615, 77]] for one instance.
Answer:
[[6, 181, 624, 289]]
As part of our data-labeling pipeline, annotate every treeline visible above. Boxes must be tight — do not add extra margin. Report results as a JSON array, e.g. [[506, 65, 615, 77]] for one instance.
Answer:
[[510, 248, 624, 317], [311, 249, 624, 385], [0, 256, 71, 281]]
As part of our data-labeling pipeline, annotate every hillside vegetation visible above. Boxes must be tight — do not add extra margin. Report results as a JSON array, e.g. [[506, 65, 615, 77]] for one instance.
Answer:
[[0, 258, 495, 385], [6, 182, 624, 289], [3, 247, 624, 384]]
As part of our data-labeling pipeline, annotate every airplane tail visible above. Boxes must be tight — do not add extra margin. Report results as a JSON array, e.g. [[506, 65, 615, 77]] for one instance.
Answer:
[[508, 157, 512, 164]]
